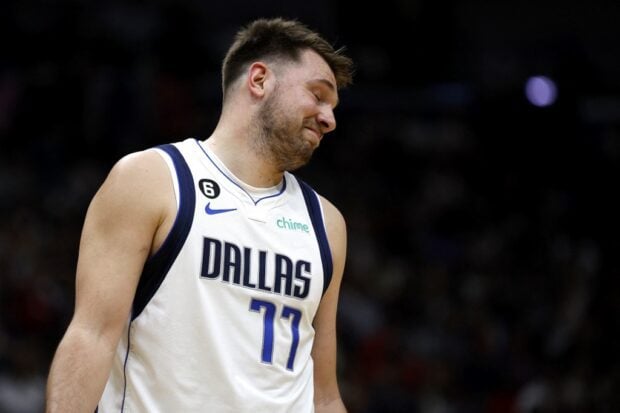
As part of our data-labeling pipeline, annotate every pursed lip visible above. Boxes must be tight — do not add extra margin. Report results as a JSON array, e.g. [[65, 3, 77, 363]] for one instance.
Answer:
[[304, 126, 323, 142]]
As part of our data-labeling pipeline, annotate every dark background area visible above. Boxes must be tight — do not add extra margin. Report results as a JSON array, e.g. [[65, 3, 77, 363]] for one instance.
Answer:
[[1, 0, 619, 412]]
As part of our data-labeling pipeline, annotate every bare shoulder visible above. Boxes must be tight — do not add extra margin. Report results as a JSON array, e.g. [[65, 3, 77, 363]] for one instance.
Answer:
[[105, 148, 171, 192], [317, 195, 346, 235], [98, 148, 172, 205], [88, 148, 176, 252], [317, 195, 347, 273]]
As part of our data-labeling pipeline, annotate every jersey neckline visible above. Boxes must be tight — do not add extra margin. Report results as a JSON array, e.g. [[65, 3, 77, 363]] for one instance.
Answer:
[[193, 138, 287, 206]]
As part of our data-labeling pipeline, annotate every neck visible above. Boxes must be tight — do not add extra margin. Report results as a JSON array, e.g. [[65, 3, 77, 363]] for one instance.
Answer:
[[203, 128, 284, 188]]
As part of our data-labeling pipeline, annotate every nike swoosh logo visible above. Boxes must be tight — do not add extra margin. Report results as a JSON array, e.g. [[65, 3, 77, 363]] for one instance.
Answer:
[[205, 202, 237, 215]]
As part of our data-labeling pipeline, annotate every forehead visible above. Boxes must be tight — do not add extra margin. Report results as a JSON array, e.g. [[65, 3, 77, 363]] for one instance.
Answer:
[[281, 49, 337, 87]]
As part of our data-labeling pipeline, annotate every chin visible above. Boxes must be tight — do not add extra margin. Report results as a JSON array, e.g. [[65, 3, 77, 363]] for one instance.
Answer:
[[283, 151, 313, 172]]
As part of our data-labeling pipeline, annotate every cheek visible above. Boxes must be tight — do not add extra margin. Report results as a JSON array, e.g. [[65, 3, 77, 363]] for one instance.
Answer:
[[289, 89, 316, 112], [298, 100, 320, 119], [274, 90, 315, 122]]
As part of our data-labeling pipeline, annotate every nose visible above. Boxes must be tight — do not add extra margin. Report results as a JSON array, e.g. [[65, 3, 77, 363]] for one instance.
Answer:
[[317, 106, 336, 134]]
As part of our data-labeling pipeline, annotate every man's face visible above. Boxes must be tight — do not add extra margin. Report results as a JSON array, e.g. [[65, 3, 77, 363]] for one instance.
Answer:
[[254, 50, 339, 172]]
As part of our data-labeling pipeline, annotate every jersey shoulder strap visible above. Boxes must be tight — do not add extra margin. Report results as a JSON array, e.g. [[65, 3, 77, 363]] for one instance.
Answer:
[[295, 177, 333, 295]]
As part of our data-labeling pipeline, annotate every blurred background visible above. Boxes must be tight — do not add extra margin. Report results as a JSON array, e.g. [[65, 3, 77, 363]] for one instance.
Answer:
[[1, 0, 619, 412]]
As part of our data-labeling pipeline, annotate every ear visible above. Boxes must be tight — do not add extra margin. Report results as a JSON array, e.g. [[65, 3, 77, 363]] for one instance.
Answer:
[[247, 62, 271, 98]]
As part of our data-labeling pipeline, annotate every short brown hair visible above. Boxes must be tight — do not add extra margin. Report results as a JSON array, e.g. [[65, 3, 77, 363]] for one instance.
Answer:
[[222, 18, 353, 95]]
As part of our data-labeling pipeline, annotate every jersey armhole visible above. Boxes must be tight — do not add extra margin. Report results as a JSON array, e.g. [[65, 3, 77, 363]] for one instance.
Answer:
[[131, 144, 195, 320]]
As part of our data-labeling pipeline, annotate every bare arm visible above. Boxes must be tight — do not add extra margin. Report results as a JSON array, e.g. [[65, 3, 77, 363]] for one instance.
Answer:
[[46, 150, 175, 413], [313, 196, 348, 413]]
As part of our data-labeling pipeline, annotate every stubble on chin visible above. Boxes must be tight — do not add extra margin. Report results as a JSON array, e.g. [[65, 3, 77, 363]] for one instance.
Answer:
[[253, 100, 315, 172], [261, 130, 314, 172]]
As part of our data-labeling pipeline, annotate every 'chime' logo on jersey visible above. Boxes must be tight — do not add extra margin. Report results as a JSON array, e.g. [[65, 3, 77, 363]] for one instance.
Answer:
[[276, 216, 309, 233], [200, 237, 311, 299]]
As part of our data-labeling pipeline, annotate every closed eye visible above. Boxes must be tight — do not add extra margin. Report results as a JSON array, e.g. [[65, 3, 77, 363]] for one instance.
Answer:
[[307, 79, 338, 108]]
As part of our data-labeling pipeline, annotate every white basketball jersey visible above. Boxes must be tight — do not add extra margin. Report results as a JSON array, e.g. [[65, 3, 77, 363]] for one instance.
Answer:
[[98, 138, 333, 412]]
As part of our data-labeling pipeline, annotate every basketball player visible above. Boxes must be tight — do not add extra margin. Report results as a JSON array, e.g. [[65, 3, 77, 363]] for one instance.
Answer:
[[46, 18, 353, 412]]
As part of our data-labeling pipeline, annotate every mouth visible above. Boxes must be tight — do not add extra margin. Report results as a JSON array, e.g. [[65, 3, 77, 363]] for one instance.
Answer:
[[304, 126, 322, 144]]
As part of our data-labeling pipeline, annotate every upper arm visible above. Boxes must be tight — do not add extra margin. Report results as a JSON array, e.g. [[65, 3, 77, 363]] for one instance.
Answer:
[[70, 149, 175, 345], [312, 195, 347, 405]]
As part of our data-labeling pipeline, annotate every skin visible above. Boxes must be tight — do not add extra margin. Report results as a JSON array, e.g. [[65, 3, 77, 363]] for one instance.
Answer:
[[46, 49, 347, 412]]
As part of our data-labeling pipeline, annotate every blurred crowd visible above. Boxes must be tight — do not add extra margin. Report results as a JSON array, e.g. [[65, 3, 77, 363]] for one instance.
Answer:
[[1, 1, 619, 412]]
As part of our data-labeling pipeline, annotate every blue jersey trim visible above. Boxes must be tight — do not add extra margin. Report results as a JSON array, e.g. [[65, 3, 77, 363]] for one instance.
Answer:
[[297, 178, 333, 296], [120, 325, 132, 412], [131, 144, 196, 320]]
